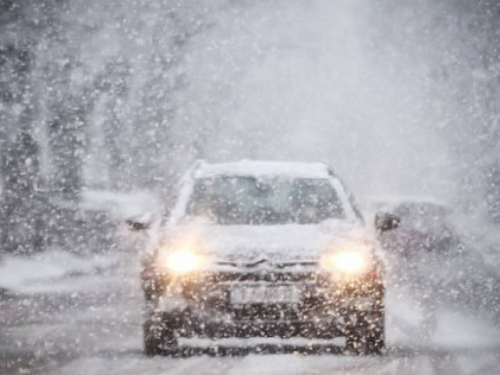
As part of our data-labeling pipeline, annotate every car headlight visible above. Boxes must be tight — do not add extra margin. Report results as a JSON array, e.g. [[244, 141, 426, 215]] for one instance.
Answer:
[[320, 250, 371, 275], [163, 249, 204, 274]]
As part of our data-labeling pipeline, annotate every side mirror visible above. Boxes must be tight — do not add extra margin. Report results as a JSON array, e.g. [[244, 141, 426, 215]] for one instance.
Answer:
[[125, 212, 154, 231], [375, 212, 401, 232]]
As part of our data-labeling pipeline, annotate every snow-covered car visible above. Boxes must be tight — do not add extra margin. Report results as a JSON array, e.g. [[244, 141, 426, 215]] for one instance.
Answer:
[[134, 161, 399, 355]]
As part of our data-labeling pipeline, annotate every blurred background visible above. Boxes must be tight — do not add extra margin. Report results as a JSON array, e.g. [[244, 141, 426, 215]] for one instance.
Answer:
[[1, 0, 500, 255], [3, 2, 500, 374]]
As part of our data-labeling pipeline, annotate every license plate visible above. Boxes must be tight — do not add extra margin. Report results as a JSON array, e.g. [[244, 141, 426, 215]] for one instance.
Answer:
[[230, 286, 301, 304]]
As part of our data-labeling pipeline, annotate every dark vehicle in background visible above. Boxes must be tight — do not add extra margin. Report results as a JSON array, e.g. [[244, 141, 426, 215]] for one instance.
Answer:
[[132, 161, 400, 356], [375, 198, 492, 306], [377, 200, 462, 257]]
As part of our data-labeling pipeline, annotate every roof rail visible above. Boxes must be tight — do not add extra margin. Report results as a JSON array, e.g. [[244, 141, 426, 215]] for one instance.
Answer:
[[190, 159, 206, 177], [177, 159, 206, 186], [320, 161, 336, 177]]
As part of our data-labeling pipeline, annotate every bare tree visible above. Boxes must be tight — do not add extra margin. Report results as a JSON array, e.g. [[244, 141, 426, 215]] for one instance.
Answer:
[[0, 41, 43, 254]]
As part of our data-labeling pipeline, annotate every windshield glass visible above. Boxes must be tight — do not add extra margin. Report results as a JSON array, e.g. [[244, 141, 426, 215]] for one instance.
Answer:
[[185, 176, 345, 225]]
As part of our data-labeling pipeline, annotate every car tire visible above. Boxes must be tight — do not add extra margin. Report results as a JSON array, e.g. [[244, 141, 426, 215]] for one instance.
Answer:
[[143, 313, 179, 356], [346, 310, 385, 355]]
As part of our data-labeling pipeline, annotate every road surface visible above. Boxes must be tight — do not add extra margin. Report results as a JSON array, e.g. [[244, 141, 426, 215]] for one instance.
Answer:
[[1, 251, 500, 375]]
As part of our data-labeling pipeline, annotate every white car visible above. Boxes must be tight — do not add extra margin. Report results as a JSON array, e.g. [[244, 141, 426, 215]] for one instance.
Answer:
[[132, 160, 399, 355]]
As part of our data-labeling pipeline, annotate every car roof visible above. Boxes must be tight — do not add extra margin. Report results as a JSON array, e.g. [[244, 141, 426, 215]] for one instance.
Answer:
[[192, 160, 334, 180], [369, 195, 448, 209]]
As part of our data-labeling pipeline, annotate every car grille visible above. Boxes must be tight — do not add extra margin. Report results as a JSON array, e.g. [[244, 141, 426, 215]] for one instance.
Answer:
[[162, 265, 382, 310], [197, 270, 331, 284]]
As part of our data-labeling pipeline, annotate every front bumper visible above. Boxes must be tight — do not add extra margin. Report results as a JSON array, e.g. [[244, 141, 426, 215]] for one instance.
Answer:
[[145, 268, 384, 338]]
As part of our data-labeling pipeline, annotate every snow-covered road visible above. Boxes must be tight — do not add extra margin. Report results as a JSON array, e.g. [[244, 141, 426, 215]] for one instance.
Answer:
[[1, 250, 500, 375]]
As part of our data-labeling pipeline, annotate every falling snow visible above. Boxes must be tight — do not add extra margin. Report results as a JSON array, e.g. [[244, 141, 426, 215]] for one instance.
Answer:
[[1, 1, 500, 374]]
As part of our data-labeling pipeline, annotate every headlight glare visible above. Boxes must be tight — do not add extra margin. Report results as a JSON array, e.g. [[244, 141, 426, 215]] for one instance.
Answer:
[[321, 250, 370, 275], [164, 249, 202, 274]]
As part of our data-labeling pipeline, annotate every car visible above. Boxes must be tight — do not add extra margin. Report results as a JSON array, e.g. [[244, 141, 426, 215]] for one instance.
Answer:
[[131, 160, 399, 356], [374, 198, 492, 305], [376, 199, 462, 257], [374, 199, 463, 285]]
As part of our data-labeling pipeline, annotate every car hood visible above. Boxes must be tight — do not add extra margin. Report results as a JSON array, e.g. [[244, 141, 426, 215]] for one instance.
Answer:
[[164, 220, 373, 265]]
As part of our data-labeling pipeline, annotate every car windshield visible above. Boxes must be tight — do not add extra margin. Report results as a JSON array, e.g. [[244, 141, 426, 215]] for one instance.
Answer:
[[185, 176, 345, 225]]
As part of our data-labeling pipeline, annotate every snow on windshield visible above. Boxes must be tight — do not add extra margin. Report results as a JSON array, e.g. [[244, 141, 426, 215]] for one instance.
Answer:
[[185, 176, 346, 225]]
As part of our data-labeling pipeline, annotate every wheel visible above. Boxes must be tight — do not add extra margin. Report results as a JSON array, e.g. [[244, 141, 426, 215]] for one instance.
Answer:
[[346, 310, 385, 355], [143, 313, 179, 356]]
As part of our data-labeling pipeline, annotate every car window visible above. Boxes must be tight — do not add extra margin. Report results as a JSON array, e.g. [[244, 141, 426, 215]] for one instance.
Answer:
[[185, 176, 346, 225], [394, 203, 448, 230]]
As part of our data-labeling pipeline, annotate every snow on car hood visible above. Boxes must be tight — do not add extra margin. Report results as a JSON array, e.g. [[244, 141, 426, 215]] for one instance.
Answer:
[[163, 220, 372, 264]]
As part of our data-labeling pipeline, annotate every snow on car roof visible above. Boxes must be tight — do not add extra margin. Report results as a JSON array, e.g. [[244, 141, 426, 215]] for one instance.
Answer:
[[193, 160, 332, 179]]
